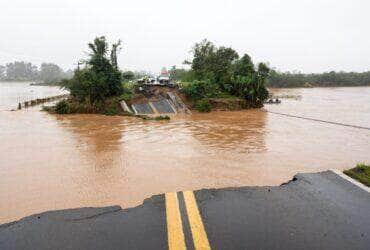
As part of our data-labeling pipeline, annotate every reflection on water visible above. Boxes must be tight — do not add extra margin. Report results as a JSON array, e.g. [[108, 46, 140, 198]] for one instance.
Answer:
[[187, 111, 267, 153], [55, 115, 125, 154], [0, 86, 370, 223]]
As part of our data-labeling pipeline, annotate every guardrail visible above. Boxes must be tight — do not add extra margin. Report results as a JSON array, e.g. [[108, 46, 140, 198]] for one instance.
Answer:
[[17, 94, 69, 110]]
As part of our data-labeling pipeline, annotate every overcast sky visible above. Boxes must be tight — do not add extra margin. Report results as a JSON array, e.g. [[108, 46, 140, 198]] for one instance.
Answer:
[[1, 0, 369, 73]]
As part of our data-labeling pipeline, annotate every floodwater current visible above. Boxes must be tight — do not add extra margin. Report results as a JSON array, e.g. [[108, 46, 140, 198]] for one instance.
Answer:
[[1, 82, 369, 223]]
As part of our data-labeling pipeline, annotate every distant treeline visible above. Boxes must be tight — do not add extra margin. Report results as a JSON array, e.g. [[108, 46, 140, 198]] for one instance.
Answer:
[[0, 61, 73, 84], [267, 70, 370, 88], [169, 68, 370, 88]]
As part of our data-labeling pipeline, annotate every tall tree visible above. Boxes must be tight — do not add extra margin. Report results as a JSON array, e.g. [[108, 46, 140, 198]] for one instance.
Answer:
[[5, 61, 38, 80], [62, 36, 123, 102], [39, 63, 63, 84], [110, 40, 122, 70], [122, 70, 134, 81], [184, 39, 270, 107], [190, 39, 238, 85]]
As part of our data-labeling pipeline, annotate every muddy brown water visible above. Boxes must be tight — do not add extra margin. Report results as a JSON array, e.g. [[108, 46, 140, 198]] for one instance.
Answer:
[[1, 82, 370, 223]]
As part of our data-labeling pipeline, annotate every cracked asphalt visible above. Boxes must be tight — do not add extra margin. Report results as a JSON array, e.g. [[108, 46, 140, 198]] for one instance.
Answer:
[[0, 170, 369, 250]]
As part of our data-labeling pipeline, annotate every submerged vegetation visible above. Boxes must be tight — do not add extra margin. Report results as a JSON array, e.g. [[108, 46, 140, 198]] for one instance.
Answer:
[[344, 163, 370, 187], [173, 39, 270, 112]]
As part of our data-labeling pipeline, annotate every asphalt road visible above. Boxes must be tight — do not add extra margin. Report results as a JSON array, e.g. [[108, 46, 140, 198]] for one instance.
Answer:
[[0, 170, 369, 250]]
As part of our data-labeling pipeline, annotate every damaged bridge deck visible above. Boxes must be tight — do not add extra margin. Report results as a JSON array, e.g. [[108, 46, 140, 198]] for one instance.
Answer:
[[1, 171, 369, 250], [121, 86, 191, 116]]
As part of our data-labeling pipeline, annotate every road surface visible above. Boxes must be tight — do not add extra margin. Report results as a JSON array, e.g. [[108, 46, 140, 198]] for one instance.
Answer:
[[0, 170, 369, 249]]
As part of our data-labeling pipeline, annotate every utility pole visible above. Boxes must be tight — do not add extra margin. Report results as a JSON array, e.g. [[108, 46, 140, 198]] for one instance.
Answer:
[[75, 60, 85, 71]]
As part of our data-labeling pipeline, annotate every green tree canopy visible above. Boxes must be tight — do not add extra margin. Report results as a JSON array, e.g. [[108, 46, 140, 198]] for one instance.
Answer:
[[62, 36, 123, 102], [267, 70, 370, 87], [5, 61, 38, 81], [122, 71, 135, 81], [183, 39, 270, 107], [39, 63, 64, 84]]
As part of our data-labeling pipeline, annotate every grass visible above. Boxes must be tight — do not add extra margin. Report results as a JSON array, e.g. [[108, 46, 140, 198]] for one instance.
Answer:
[[344, 163, 370, 187]]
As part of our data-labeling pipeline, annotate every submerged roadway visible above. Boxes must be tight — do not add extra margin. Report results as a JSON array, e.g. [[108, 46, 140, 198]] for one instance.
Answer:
[[0, 170, 369, 250]]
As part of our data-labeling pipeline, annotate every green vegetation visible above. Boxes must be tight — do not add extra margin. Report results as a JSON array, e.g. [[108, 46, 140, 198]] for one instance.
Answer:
[[44, 97, 122, 115], [195, 98, 211, 112], [344, 163, 370, 187], [50, 36, 126, 115], [169, 66, 195, 82], [177, 39, 270, 111], [267, 70, 370, 88], [183, 80, 219, 100], [61, 36, 123, 103], [139, 115, 171, 121], [44, 37, 171, 121], [55, 100, 70, 114], [122, 71, 135, 81]]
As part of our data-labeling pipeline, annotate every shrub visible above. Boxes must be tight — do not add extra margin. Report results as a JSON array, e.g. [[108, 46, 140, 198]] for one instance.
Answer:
[[55, 100, 70, 114], [344, 163, 370, 187], [195, 98, 211, 112], [119, 92, 133, 102], [155, 115, 170, 120], [103, 103, 120, 116], [182, 80, 219, 100]]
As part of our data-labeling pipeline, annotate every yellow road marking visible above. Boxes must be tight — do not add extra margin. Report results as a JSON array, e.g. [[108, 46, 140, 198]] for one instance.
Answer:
[[183, 191, 211, 250], [165, 192, 186, 250]]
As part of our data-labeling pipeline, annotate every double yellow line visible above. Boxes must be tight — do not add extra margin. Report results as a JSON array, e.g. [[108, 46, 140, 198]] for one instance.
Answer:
[[165, 191, 211, 250]]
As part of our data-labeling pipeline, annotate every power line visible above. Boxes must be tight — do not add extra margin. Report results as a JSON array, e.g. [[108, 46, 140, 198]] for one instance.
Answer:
[[264, 110, 370, 131]]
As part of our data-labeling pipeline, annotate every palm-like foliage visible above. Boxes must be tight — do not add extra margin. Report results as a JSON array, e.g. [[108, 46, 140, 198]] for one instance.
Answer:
[[62, 37, 123, 102], [88, 37, 108, 57]]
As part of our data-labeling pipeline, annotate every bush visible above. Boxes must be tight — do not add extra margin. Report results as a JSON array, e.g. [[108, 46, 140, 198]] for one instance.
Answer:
[[55, 100, 70, 114], [344, 163, 370, 187], [155, 115, 170, 120], [195, 98, 211, 112], [119, 92, 133, 102], [182, 80, 219, 100], [103, 101, 120, 116]]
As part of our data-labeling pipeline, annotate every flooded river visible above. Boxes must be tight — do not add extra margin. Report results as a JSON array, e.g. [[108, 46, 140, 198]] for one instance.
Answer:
[[1, 82, 369, 223]]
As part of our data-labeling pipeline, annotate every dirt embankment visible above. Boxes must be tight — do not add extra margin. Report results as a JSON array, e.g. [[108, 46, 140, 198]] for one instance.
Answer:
[[128, 85, 261, 111], [207, 98, 261, 111], [128, 85, 178, 105]]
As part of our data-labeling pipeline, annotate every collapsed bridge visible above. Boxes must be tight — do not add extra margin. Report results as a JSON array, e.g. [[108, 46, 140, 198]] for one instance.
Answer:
[[120, 86, 191, 115]]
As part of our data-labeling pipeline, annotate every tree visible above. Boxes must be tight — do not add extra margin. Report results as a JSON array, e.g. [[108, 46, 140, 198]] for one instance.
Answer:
[[122, 71, 135, 81], [0, 65, 5, 80], [62, 36, 123, 102], [266, 70, 370, 88], [190, 39, 238, 86], [39, 63, 63, 84], [184, 40, 270, 106], [5, 61, 38, 80], [234, 54, 255, 77], [110, 40, 122, 70]]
